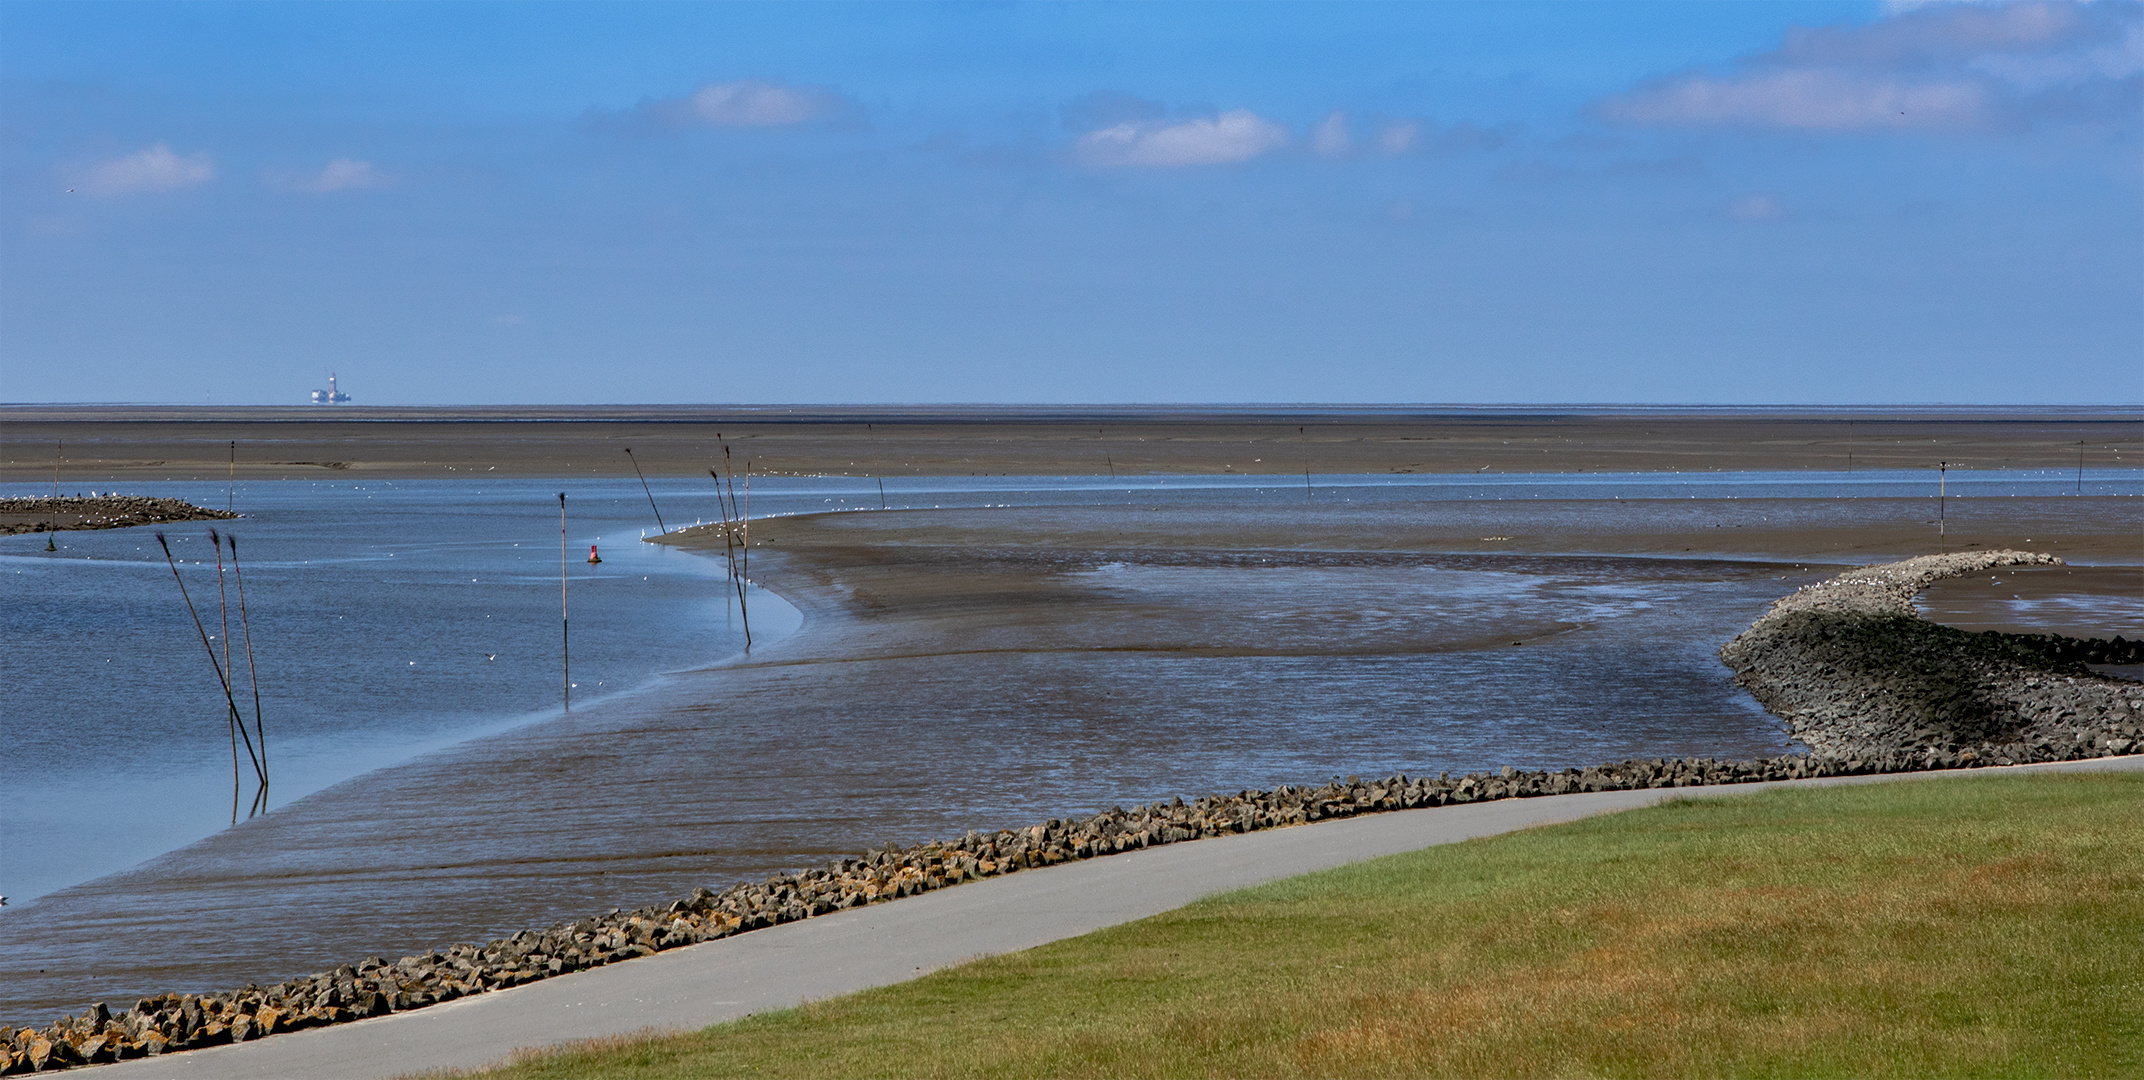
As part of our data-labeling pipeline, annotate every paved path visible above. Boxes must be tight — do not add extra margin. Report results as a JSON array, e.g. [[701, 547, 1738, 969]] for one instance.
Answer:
[[88, 756, 2143, 1079]]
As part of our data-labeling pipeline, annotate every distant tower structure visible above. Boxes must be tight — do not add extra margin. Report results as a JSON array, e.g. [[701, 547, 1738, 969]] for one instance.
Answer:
[[311, 373, 351, 405]]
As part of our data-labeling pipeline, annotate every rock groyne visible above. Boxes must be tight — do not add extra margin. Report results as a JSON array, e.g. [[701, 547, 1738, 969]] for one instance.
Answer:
[[4, 551, 2138, 1073], [1720, 550, 2142, 765]]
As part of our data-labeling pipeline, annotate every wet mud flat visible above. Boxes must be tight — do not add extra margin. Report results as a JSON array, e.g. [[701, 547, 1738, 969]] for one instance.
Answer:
[[3, 492, 2137, 1028], [7, 549, 2142, 1071], [3, 405, 2136, 481], [0, 496, 234, 535]]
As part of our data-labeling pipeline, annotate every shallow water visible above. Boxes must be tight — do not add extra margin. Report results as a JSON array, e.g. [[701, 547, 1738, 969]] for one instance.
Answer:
[[1, 479, 791, 908], [1, 469, 2136, 1025]]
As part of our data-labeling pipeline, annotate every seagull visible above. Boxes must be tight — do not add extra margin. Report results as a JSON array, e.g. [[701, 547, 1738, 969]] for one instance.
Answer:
[[484, 653, 498, 661]]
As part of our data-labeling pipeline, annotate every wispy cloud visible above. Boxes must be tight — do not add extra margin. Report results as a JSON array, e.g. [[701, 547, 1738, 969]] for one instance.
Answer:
[[82, 144, 213, 195], [1074, 109, 1289, 168], [620, 79, 857, 131], [277, 158, 388, 193], [1599, 0, 2142, 133], [1308, 111, 1509, 159], [1609, 70, 1991, 131]]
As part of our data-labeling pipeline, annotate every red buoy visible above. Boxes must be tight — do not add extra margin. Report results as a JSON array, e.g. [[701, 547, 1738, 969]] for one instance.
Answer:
[[587, 544, 602, 564]]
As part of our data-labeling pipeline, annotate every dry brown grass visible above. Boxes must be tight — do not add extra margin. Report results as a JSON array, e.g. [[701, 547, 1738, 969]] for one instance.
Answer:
[[449, 772, 2144, 1079]]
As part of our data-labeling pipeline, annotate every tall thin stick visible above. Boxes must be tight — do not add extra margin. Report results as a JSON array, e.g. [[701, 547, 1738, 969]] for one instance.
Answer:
[[709, 467, 747, 634], [228, 533, 268, 812], [1937, 462, 1947, 553], [1300, 426, 1311, 502], [721, 444, 752, 648], [560, 493, 570, 708], [741, 460, 752, 600], [209, 532, 266, 786], [879, 477, 886, 510], [157, 533, 258, 823], [208, 530, 266, 806], [228, 441, 236, 513], [625, 447, 668, 534]]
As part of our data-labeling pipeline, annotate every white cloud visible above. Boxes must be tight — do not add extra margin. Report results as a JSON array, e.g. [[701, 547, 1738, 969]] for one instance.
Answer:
[[83, 144, 214, 195], [283, 158, 387, 193], [1608, 70, 1992, 131], [1075, 109, 1289, 167], [1312, 111, 1352, 157], [1600, 0, 2140, 133], [677, 79, 846, 127]]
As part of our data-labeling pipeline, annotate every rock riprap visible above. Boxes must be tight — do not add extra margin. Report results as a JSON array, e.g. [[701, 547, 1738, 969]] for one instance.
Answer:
[[0, 496, 236, 536], [1720, 550, 2143, 763], [4, 550, 2138, 1073]]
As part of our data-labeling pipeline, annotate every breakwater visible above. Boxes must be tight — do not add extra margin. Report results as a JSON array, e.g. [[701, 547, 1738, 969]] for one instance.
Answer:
[[1721, 550, 2143, 763], [4, 550, 2139, 1074]]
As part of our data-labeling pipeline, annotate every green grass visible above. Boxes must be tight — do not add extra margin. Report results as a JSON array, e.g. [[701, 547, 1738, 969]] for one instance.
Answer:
[[447, 773, 2144, 1079]]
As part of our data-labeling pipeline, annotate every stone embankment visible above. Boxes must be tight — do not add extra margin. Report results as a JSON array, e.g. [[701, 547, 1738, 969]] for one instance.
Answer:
[[1720, 550, 2143, 764], [5, 551, 2139, 1074], [0, 496, 236, 536]]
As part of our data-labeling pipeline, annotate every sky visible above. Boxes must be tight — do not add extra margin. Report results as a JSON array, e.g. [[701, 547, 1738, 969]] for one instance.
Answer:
[[1, 1, 2138, 406]]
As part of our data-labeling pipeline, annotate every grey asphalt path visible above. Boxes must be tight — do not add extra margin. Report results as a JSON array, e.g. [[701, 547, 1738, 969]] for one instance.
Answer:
[[87, 755, 2143, 1079]]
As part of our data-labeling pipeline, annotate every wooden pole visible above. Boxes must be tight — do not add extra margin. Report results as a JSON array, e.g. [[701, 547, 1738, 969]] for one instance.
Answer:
[[1300, 427, 1311, 502], [157, 532, 255, 824], [718, 444, 751, 649], [740, 461, 752, 646], [709, 466, 747, 638], [229, 533, 268, 813], [560, 493, 570, 709], [625, 447, 668, 534], [209, 530, 265, 792]]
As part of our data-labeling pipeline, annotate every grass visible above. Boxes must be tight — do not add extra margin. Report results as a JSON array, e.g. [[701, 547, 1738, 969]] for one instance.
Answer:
[[447, 773, 2144, 1079]]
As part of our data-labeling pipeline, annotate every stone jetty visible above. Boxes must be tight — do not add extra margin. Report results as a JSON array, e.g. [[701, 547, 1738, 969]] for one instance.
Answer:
[[4, 550, 2138, 1073]]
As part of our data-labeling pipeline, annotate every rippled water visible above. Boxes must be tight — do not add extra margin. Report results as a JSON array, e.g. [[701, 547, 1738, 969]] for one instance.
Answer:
[[1, 468, 2136, 1025]]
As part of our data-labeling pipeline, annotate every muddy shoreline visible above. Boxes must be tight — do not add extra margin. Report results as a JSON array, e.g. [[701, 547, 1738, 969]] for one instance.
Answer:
[[0, 496, 235, 535], [5, 550, 2137, 1073], [4, 407, 2136, 482]]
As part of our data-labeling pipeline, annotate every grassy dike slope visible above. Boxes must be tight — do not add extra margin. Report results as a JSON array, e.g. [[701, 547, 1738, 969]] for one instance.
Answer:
[[452, 772, 2143, 1080]]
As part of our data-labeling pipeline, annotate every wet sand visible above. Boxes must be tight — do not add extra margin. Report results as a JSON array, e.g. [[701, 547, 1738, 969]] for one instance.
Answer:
[[2, 405, 2136, 481], [2, 413, 2136, 1026], [5, 482, 2138, 1025], [0, 495, 235, 534]]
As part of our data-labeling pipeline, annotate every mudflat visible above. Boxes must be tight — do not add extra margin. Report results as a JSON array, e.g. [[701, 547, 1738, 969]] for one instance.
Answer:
[[2, 406, 2136, 481], [0, 495, 236, 534], [3, 408, 2135, 1029]]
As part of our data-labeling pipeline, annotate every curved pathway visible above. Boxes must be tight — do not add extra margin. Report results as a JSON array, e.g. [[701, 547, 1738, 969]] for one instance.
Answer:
[[84, 754, 2142, 1080]]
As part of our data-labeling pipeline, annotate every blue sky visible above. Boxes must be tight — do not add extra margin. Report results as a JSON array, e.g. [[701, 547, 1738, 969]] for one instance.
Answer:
[[2, 1, 2137, 405]]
